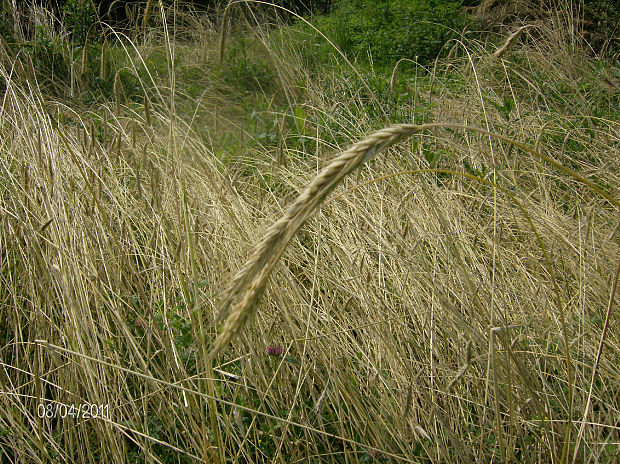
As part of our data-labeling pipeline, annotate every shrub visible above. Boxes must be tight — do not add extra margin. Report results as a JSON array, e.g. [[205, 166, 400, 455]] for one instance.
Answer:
[[582, 0, 620, 57], [0, 3, 15, 43], [63, 0, 96, 45], [29, 25, 69, 79], [310, 0, 467, 67]]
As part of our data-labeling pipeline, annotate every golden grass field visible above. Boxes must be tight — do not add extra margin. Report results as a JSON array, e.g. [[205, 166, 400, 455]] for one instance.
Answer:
[[0, 1, 618, 462]]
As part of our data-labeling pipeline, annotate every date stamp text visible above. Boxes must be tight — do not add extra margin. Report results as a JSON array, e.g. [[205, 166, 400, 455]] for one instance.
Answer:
[[37, 403, 110, 420]]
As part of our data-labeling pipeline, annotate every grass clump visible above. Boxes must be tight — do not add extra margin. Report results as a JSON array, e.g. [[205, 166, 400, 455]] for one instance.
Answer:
[[0, 1, 619, 463]]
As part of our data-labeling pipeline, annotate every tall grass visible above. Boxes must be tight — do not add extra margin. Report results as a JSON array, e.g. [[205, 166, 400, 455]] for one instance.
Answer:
[[0, 1, 618, 463]]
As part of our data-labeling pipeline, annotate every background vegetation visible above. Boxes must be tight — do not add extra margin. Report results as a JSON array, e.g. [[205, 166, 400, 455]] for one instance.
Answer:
[[0, 0, 618, 463]]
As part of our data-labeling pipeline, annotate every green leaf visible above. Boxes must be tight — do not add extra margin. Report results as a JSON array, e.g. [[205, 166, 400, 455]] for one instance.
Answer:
[[293, 106, 306, 134], [284, 355, 299, 365]]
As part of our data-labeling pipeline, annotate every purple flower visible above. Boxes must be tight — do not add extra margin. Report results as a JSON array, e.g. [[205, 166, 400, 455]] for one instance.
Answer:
[[266, 345, 283, 356]]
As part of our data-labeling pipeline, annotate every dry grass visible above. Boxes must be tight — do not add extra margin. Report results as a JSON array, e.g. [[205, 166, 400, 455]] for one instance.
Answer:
[[0, 2, 619, 463]]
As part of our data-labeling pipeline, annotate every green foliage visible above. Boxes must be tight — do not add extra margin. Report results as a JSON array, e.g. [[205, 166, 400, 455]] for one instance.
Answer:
[[125, 415, 195, 464], [309, 0, 467, 67], [490, 95, 515, 122], [249, 107, 280, 146], [220, 35, 275, 92], [0, 2, 100, 97], [28, 25, 71, 85], [63, 0, 96, 45], [0, 3, 14, 43], [582, 0, 620, 56]]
